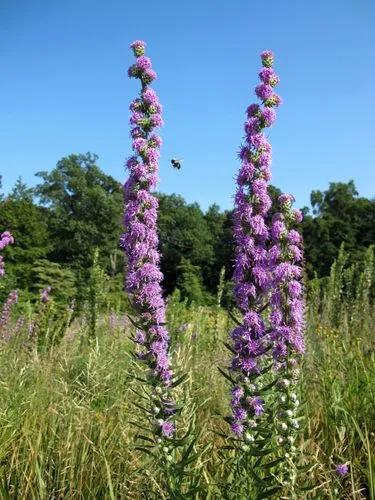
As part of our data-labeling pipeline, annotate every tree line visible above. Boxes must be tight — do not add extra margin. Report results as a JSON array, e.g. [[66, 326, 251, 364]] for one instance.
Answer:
[[1, 153, 374, 304]]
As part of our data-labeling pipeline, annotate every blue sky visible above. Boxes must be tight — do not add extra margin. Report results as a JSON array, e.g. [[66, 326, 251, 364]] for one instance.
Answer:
[[1, 0, 374, 211]]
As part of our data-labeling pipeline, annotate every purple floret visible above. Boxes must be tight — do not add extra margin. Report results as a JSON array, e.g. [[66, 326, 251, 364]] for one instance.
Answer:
[[335, 464, 349, 476]]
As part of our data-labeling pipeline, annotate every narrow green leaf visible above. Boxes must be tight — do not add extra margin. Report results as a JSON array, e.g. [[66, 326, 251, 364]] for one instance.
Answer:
[[257, 379, 278, 395], [218, 367, 236, 385], [261, 457, 284, 469], [170, 373, 189, 388], [256, 487, 281, 499], [134, 446, 154, 456]]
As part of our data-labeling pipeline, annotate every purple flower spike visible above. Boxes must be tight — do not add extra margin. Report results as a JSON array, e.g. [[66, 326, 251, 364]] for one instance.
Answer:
[[122, 40, 176, 440], [229, 51, 281, 437]]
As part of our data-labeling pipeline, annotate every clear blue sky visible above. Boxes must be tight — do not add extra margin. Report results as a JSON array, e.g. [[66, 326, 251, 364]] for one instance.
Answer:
[[1, 0, 374, 211]]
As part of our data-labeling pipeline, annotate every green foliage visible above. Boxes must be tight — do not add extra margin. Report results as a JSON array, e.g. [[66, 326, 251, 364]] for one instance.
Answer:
[[176, 258, 206, 304], [36, 153, 123, 274], [85, 248, 107, 341], [3, 161, 375, 300], [31, 298, 73, 354], [157, 194, 215, 293], [0, 196, 51, 294], [302, 180, 375, 277], [0, 259, 374, 497], [32, 259, 76, 304]]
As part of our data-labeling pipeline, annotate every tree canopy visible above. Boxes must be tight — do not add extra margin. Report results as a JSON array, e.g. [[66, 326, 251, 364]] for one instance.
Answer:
[[1, 154, 374, 304]]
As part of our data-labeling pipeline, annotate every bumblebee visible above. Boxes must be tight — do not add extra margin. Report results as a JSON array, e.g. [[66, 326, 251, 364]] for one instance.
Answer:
[[171, 158, 182, 170]]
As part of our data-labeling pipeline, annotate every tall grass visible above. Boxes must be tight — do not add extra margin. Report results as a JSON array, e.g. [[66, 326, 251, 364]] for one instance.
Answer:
[[0, 248, 374, 498]]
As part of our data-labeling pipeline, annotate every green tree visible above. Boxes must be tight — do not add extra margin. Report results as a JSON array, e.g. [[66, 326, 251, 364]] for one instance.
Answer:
[[36, 153, 123, 273], [302, 181, 375, 276], [32, 259, 76, 303], [204, 204, 233, 291], [176, 258, 205, 304], [0, 192, 51, 293], [157, 194, 214, 294]]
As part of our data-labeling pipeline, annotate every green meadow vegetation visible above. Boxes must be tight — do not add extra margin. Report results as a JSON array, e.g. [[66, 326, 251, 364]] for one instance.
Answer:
[[0, 245, 373, 499]]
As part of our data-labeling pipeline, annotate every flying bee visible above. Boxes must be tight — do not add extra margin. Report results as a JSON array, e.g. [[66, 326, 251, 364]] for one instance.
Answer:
[[171, 158, 183, 170]]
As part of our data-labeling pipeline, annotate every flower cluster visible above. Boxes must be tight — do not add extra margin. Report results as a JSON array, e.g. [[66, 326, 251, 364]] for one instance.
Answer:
[[0, 231, 14, 278], [229, 51, 282, 437], [121, 40, 175, 439]]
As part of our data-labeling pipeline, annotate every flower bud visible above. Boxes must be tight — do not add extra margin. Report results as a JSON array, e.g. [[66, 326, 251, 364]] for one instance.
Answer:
[[244, 432, 255, 443]]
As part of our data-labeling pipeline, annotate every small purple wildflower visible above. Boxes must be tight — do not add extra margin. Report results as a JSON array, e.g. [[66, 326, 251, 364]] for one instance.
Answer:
[[40, 286, 51, 303], [160, 420, 175, 438], [335, 463, 349, 476]]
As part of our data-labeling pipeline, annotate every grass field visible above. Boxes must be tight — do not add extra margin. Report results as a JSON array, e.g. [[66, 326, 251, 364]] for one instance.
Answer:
[[0, 251, 374, 499]]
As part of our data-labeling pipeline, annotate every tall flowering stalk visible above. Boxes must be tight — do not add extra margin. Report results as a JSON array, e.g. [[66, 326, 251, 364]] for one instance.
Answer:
[[269, 194, 305, 494], [121, 41, 199, 497], [224, 51, 307, 497], [228, 50, 281, 438], [121, 39, 179, 443]]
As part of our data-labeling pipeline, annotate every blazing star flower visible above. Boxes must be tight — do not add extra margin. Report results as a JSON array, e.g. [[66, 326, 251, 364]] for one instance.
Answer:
[[121, 41, 176, 440], [229, 51, 281, 437]]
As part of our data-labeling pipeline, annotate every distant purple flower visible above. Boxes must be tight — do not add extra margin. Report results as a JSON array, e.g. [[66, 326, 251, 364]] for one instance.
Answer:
[[335, 463, 349, 476], [0, 231, 14, 250], [0, 290, 18, 335], [279, 193, 294, 206], [247, 396, 264, 416], [40, 286, 51, 303], [247, 104, 260, 117], [0, 231, 14, 278]]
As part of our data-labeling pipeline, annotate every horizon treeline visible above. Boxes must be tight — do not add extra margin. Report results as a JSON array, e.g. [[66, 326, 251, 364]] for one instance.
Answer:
[[1, 152, 374, 305]]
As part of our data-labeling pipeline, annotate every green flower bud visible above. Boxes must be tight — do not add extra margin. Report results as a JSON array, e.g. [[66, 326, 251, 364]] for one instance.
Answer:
[[244, 432, 255, 443]]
